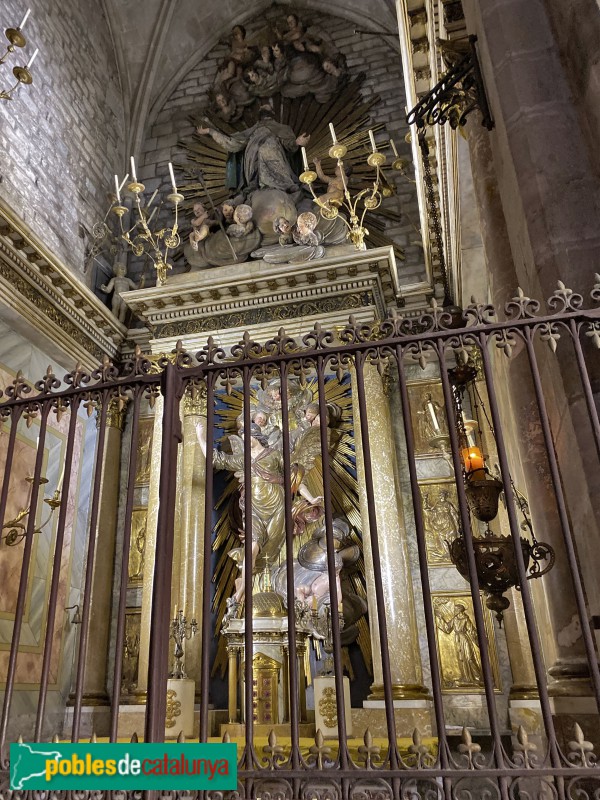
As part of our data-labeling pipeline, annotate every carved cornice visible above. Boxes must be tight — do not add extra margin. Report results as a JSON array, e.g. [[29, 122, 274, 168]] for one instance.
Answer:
[[0, 200, 126, 368]]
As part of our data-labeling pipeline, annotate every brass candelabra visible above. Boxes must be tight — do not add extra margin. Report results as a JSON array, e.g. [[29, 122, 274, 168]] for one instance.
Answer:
[[112, 159, 183, 286], [299, 127, 406, 250], [1, 9, 38, 102]]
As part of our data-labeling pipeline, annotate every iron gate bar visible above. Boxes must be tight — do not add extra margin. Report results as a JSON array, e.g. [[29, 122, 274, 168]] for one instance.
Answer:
[[242, 364, 255, 769], [0, 401, 47, 754], [522, 326, 600, 711], [393, 343, 451, 782], [145, 362, 183, 742], [316, 354, 350, 771], [279, 361, 302, 771], [71, 388, 109, 742], [35, 395, 81, 742], [436, 339, 511, 796], [477, 330, 566, 771], [568, 318, 600, 462], [110, 384, 144, 742], [199, 370, 216, 743], [0, 406, 20, 543], [354, 350, 400, 769]]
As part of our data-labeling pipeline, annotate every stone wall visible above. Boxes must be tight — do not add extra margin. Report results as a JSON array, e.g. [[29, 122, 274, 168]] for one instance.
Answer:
[[0, 0, 125, 287], [135, 5, 425, 288]]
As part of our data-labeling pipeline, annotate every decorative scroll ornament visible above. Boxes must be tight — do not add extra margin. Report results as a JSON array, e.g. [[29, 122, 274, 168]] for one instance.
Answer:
[[406, 35, 493, 131]]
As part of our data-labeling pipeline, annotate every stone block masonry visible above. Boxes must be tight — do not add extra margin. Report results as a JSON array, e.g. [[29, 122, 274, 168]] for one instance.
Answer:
[[0, 0, 125, 286]]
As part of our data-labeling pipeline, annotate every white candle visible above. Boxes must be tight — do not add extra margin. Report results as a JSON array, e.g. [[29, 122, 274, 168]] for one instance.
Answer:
[[168, 161, 176, 191], [329, 122, 337, 144], [426, 399, 441, 433], [148, 188, 158, 206], [18, 8, 31, 29], [390, 139, 398, 157], [147, 206, 157, 225], [119, 173, 129, 192], [368, 129, 377, 152], [174, 604, 178, 619], [130, 156, 137, 183], [301, 146, 308, 171], [114, 174, 121, 203], [26, 48, 38, 69]]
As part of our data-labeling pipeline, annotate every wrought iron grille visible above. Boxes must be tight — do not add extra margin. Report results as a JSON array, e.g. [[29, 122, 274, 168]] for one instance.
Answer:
[[0, 278, 599, 800]]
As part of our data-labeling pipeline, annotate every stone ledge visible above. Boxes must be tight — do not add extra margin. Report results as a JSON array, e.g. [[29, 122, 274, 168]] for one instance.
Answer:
[[0, 198, 125, 368]]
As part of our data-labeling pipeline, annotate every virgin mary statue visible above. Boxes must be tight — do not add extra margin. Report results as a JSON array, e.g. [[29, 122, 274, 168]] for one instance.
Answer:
[[197, 106, 310, 198]]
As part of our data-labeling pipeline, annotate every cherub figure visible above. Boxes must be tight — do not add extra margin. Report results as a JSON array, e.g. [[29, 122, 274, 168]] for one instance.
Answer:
[[293, 211, 321, 246], [273, 216, 294, 245], [227, 204, 254, 238], [255, 45, 274, 75], [189, 201, 214, 250], [213, 91, 238, 123], [313, 158, 346, 208], [219, 201, 236, 226], [228, 24, 256, 66], [101, 263, 136, 323]]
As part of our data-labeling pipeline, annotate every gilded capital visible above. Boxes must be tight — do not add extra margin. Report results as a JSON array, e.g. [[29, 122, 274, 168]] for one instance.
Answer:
[[97, 397, 129, 431], [183, 382, 207, 417]]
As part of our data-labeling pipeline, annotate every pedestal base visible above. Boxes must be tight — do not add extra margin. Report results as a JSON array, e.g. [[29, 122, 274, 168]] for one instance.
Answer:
[[221, 722, 315, 739], [166, 678, 195, 739], [314, 675, 352, 738], [354, 700, 433, 737]]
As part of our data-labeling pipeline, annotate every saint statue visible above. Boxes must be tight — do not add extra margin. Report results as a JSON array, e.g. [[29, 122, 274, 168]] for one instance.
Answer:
[[197, 106, 309, 198]]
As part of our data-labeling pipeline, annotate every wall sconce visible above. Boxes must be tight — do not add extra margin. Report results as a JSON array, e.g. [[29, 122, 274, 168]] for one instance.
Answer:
[[65, 604, 82, 625], [1, 476, 61, 546], [1, 8, 38, 101]]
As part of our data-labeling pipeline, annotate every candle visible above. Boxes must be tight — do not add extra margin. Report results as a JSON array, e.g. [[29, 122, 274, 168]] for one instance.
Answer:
[[173, 604, 178, 619], [301, 146, 308, 171], [311, 595, 317, 611], [148, 188, 158, 207], [119, 173, 129, 192], [147, 206, 157, 225], [114, 174, 121, 204], [58, 461, 65, 491], [329, 122, 337, 144], [26, 48, 38, 69], [426, 399, 441, 433], [130, 156, 137, 183], [390, 139, 398, 157], [462, 446, 485, 474], [168, 161, 176, 191], [18, 8, 31, 29], [337, 601, 343, 615], [368, 129, 377, 152]]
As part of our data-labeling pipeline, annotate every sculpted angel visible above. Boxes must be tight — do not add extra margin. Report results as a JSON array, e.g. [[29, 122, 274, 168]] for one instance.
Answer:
[[196, 419, 322, 604]]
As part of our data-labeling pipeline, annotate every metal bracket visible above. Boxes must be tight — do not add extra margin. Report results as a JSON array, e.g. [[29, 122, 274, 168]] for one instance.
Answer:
[[406, 35, 494, 131]]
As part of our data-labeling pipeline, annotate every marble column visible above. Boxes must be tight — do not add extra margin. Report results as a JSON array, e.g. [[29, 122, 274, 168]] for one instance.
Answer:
[[351, 364, 428, 700], [177, 384, 207, 692], [81, 398, 127, 704]]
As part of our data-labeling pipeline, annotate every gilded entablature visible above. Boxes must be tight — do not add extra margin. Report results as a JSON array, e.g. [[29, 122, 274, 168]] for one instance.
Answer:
[[0, 202, 125, 368]]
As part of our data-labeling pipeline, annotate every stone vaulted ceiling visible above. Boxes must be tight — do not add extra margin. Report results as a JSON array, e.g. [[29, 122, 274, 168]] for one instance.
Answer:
[[102, 0, 400, 154]]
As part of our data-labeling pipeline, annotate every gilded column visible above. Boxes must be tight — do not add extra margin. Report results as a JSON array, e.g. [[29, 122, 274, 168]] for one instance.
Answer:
[[177, 383, 207, 690], [351, 364, 429, 700], [81, 398, 127, 704]]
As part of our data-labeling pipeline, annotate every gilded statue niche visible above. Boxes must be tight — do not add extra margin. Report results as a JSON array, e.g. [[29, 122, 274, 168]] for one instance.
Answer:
[[127, 508, 147, 584], [407, 381, 450, 456], [432, 592, 501, 694], [418, 478, 460, 567]]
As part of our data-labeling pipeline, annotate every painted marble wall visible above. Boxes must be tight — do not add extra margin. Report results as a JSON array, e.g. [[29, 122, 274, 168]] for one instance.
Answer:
[[0, 320, 97, 741]]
